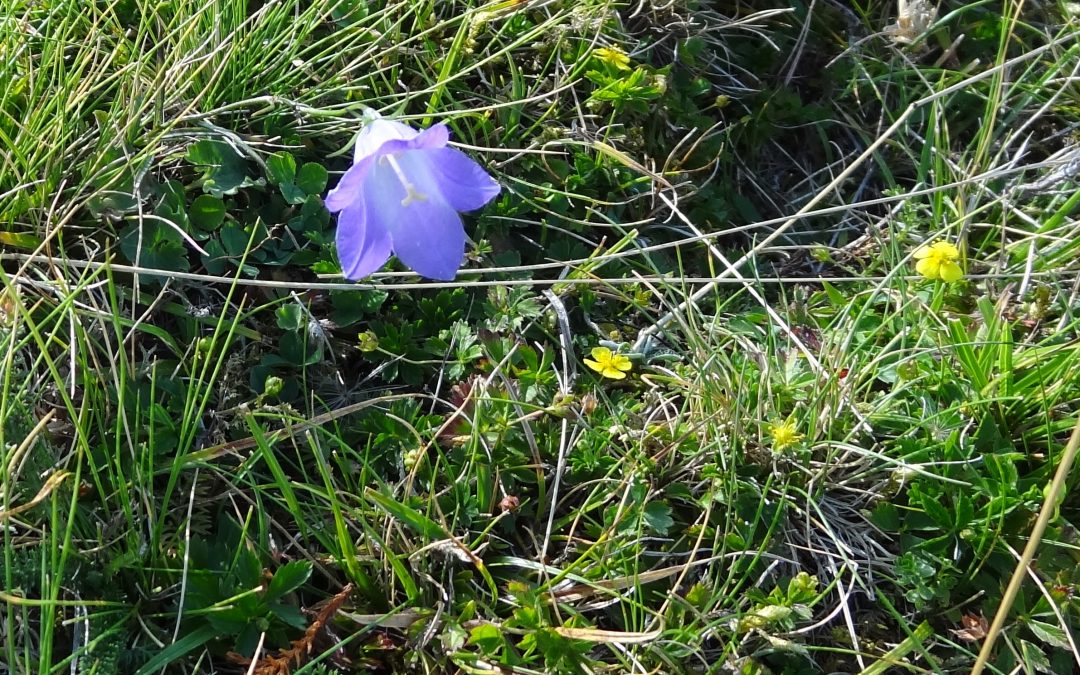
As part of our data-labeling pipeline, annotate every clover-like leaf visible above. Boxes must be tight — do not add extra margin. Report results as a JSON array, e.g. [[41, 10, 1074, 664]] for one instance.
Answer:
[[296, 162, 328, 195], [189, 195, 226, 231]]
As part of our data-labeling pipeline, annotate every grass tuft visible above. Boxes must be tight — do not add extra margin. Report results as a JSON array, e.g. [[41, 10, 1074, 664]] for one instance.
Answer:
[[4, 0, 1080, 673]]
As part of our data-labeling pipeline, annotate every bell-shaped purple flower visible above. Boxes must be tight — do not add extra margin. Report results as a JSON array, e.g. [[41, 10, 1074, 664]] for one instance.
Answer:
[[325, 118, 500, 281]]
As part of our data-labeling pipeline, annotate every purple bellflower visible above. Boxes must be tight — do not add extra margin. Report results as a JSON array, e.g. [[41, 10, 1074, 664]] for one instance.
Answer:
[[325, 118, 500, 281]]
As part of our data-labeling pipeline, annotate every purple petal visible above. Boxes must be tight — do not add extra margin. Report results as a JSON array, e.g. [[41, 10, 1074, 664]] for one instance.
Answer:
[[325, 156, 374, 213], [422, 147, 500, 212], [336, 202, 392, 280], [408, 123, 449, 150], [388, 200, 466, 280], [353, 118, 419, 162], [330, 123, 458, 213], [355, 121, 450, 162], [361, 161, 466, 280]]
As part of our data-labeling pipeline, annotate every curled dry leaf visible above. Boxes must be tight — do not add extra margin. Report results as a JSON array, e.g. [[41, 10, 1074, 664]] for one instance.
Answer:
[[949, 613, 988, 642], [498, 494, 520, 513]]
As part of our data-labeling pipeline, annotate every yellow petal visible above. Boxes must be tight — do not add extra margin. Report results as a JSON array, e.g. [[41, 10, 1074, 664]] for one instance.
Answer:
[[583, 358, 603, 373], [939, 261, 963, 283], [931, 241, 959, 260], [612, 356, 632, 371], [593, 47, 631, 70], [915, 257, 938, 279], [913, 245, 932, 259], [603, 367, 627, 379], [590, 346, 612, 361]]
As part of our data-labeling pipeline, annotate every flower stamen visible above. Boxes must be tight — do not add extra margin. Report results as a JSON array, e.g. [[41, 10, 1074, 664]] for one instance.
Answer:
[[383, 154, 428, 206]]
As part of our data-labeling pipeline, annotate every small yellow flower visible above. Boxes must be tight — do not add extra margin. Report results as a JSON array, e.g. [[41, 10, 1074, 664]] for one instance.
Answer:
[[583, 346, 632, 380], [592, 46, 631, 70], [913, 241, 963, 282], [768, 419, 803, 451], [357, 330, 379, 352]]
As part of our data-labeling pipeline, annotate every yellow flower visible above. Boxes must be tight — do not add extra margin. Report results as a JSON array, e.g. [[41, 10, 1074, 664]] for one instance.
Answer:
[[913, 241, 963, 282], [768, 419, 803, 451], [592, 46, 631, 70], [357, 330, 379, 352], [583, 346, 632, 380]]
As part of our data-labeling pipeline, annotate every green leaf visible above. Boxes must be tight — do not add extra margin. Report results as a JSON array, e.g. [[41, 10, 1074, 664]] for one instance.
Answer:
[[201, 238, 228, 276], [185, 139, 225, 166], [265, 560, 312, 603], [331, 0, 367, 21], [189, 194, 226, 231], [276, 304, 304, 331], [1027, 620, 1071, 649], [133, 624, 218, 675], [86, 190, 138, 219], [468, 623, 503, 655], [85, 151, 150, 219], [280, 180, 306, 205], [331, 289, 389, 326], [858, 622, 932, 675], [288, 194, 331, 233], [119, 221, 190, 276], [220, 223, 251, 256], [0, 230, 42, 249], [919, 492, 954, 531], [869, 502, 901, 531], [365, 488, 446, 540], [266, 152, 297, 185], [269, 601, 308, 629], [186, 139, 253, 197], [985, 452, 1020, 489], [235, 547, 263, 588], [822, 281, 846, 307], [954, 492, 974, 529], [296, 162, 329, 194], [1021, 639, 1053, 674], [643, 501, 674, 535]]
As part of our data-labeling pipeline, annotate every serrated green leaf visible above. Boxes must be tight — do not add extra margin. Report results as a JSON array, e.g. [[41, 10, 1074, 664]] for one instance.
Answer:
[[954, 492, 974, 529], [869, 502, 901, 531], [330, 289, 389, 326], [236, 547, 262, 588], [919, 493, 953, 530], [1021, 639, 1053, 673], [265, 560, 312, 603], [269, 601, 307, 629], [119, 221, 190, 276], [1027, 620, 1071, 649]]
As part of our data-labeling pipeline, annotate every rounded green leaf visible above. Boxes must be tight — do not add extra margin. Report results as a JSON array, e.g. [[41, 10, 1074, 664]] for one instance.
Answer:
[[296, 162, 328, 195], [276, 304, 304, 331], [189, 195, 226, 231]]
